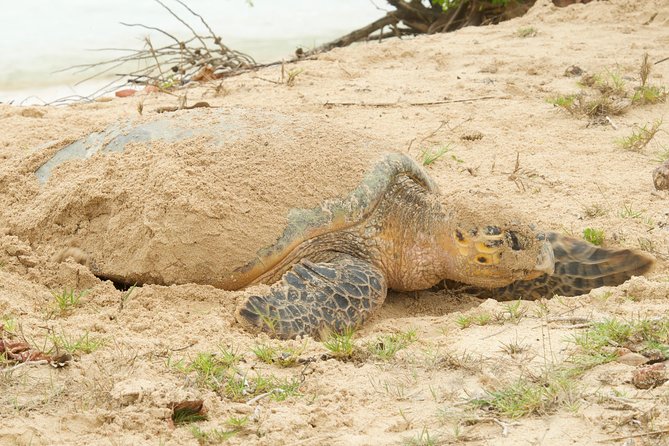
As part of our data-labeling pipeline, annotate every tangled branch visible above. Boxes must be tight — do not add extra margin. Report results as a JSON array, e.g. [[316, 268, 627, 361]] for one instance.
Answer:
[[61, 0, 257, 98]]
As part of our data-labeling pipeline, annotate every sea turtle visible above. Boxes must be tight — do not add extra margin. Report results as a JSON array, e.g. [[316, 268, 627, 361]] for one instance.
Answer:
[[21, 109, 654, 339]]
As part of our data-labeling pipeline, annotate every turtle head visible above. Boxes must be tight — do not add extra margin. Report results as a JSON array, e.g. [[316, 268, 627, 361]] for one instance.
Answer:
[[444, 224, 554, 288], [437, 196, 555, 288]]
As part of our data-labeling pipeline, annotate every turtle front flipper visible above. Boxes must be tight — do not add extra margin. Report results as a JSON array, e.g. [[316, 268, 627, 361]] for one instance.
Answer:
[[235, 255, 387, 339], [470, 232, 655, 300]]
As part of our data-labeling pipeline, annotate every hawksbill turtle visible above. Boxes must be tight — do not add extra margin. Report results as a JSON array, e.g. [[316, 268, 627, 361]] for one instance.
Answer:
[[26, 110, 653, 339]]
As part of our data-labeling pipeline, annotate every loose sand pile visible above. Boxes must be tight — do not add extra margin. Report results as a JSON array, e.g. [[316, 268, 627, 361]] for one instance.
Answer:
[[1, 0, 669, 444]]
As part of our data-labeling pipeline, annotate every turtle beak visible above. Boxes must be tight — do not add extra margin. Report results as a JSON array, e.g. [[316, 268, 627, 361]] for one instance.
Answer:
[[534, 241, 555, 275]]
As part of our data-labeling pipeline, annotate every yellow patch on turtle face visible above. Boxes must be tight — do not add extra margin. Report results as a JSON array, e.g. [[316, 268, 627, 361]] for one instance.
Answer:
[[472, 252, 501, 265], [475, 241, 498, 254], [454, 227, 504, 265]]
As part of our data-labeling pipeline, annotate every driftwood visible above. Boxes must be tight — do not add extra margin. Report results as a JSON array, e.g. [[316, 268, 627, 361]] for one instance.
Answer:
[[307, 0, 536, 57], [59, 0, 258, 101], [60, 0, 596, 102], [307, 0, 596, 58]]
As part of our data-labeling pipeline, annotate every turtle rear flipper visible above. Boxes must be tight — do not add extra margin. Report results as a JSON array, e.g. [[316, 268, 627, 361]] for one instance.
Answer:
[[235, 255, 387, 339], [474, 232, 655, 300]]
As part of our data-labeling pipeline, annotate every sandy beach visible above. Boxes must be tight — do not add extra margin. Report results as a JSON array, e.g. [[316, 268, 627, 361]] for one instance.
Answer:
[[1, 1, 669, 444]]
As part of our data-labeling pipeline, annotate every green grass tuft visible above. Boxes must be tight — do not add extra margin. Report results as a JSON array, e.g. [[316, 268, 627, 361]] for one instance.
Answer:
[[616, 119, 662, 152], [323, 328, 357, 359], [51, 288, 89, 314], [516, 26, 537, 38], [50, 330, 105, 354], [582, 227, 605, 246], [367, 329, 417, 360], [421, 144, 455, 166], [472, 369, 581, 418]]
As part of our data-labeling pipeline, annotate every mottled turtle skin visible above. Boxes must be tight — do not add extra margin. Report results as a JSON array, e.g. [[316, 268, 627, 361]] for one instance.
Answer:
[[38, 113, 654, 340], [233, 154, 653, 339]]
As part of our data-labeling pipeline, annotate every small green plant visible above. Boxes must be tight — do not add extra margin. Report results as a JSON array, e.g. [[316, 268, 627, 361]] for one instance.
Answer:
[[472, 369, 581, 418], [368, 330, 417, 360], [500, 339, 528, 356], [224, 372, 301, 402], [652, 147, 669, 163], [421, 144, 454, 166], [282, 66, 303, 87], [582, 227, 605, 246], [119, 284, 136, 310], [619, 203, 644, 219], [51, 288, 89, 313], [634, 55, 667, 104], [548, 94, 577, 114], [1, 316, 17, 334], [473, 313, 492, 326], [190, 425, 237, 444], [252, 344, 276, 364], [570, 318, 669, 369], [516, 26, 537, 38], [189, 416, 249, 444], [633, 85, 668, 105], [504, 301, 526, 324], [580, 70, 626, 96], [616, 119, 662, 152], [252, 343, 304, 367], [225, 415, 249, 430], [185, 352, 232, 390], [323, 328, 357, 359], [217, 345, 242, 368], [50, 331, 105, 354], [173, 408, 207, 425], [403, 426, 439, 446], [455, 315, 473, 329]]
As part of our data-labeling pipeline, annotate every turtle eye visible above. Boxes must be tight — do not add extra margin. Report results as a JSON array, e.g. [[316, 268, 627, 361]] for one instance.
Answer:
[[506, 231, 522, 251], [476, 256, 488, 264], [455, 229, 465, 242]]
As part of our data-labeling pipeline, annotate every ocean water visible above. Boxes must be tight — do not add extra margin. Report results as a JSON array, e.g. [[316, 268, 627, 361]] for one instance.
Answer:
[[0, 0, 385, 104]]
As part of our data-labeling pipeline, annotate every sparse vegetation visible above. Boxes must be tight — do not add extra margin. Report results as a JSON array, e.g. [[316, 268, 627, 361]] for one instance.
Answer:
[[252, 343, 276, 364], [455, 315, 473, 329], [190, 425, 237, 444], [633, 53, 668, 104], [550, 53, 666, 121], [582, 227, 605, 246], [171, 347, 301, 403], [516, 26, 537, 38], [548, 94, 577, 112], [367, 330, 416, 360], [1, 316, 17, 334], [500, 339, 529, 356], [472, 368, 581, 418], [570, 318, 669, 367], [119, 284, 137, 311], [285, 68, 303, 87], [403, 427, 440, 446], [616, 119, 662, 152], [323, 328, 357, 359], [49, 330, 105, 355], [51, 288, 89, 314], [252, 342, 304, 367], [421, 144, 455, 166], [504, 301, 526, 324]]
